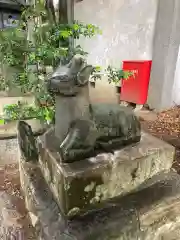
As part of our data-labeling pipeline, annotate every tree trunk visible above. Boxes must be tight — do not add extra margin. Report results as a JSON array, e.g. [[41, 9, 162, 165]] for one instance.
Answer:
[[45, 0, 57, 25]]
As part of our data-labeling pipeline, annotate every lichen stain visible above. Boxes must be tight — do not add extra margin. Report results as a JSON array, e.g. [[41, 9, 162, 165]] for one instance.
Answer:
[[96, 184, 109, 200], [64, 182, 71, 191], [68, 207, 80, 217], [90, 196, 100, 204], [84, 181, 96, 192]]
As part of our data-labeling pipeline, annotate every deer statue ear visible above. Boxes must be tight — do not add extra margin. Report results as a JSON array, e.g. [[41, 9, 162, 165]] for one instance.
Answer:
[[68, 54, 87, 74], [77, 65, 94, 86]]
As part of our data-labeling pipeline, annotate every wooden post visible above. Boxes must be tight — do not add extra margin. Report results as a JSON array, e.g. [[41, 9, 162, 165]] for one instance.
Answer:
[[58, 0, 74, 23], [58, 0, 74, 49]]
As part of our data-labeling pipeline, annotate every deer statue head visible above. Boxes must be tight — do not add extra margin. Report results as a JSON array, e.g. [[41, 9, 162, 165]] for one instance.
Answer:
[[47, 54, 94, 96]]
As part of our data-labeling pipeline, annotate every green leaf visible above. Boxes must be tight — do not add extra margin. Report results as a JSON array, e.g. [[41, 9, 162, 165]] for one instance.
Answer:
[[59, 30, 71, 39], [72, 24, 80, 31], [0, 119, 4, 125]]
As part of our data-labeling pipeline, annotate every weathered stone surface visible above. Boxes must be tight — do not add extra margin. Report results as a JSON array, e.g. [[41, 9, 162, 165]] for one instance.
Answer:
[[67, 170, 180, 240], [19, 160, 66, 239], [17, 121, 39, 162], [55, 88, 91, 144], [60, 103, 141, 163], [47, 54, 91, 96], [38, 129, 174, 216], [19, 159, 180, 240]]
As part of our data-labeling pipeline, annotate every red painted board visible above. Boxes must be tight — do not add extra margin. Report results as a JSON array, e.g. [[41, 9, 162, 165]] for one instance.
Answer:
[[120, 60, 152, 104]]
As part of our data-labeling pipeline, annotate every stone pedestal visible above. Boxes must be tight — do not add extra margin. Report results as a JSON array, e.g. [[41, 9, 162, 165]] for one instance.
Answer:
[[19, 159, 180, 240], [38, 129, 174, 217]]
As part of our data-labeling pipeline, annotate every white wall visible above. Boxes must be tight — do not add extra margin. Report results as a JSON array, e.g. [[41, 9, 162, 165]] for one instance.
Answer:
[[75, 0, 158, 68], [172, 45, 180, 105], [148, 0, 180, 111]]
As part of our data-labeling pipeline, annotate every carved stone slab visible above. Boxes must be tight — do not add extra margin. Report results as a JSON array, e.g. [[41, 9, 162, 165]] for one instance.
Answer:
[[38, 129, 175, 216]]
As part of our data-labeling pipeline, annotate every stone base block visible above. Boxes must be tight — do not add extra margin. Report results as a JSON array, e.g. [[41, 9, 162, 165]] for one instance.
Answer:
[[19, 160, 66, 239], [69, 170, 180, 240], [38, 128, 175, 216], [19, 158, 180, 240]]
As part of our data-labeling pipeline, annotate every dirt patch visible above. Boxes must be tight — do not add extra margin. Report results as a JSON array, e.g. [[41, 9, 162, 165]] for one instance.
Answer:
[[0, 163, 36, 239], [0, 164, 21, 197], [140, 106, 180, 173]]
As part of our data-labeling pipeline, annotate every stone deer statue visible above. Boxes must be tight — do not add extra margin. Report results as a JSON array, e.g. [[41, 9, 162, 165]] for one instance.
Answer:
[[17, 54, 141, 163]]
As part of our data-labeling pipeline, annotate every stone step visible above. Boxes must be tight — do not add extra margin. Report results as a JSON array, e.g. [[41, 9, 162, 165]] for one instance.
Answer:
[[38, 129, 175, 216], [19, 159, 180, 240]]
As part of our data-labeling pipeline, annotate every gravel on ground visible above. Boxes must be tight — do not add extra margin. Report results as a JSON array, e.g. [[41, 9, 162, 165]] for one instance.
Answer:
[[140, 106, 180, 173]]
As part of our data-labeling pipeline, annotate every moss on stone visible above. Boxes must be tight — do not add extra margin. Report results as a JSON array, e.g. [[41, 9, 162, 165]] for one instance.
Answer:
[[68, 207, 80, 217], [84, 182, 96, 192]]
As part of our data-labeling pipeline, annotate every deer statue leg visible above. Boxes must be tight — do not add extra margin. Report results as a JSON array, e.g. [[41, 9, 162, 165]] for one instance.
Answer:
[[60, 119, 98, 163]]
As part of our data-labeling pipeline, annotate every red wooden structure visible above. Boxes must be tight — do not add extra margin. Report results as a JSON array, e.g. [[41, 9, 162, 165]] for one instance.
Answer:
[[120, 60, 152, 105]]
